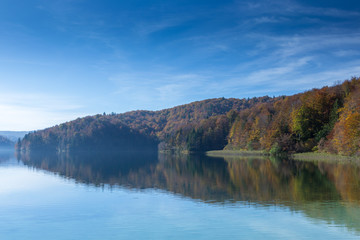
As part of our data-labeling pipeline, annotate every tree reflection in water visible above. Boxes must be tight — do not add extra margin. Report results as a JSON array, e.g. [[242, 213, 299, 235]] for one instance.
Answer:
[[17, 151, 360, 234]]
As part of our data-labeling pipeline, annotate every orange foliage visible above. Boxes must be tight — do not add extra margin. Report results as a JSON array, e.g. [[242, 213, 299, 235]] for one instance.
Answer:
[[327, 78, 360, 155]]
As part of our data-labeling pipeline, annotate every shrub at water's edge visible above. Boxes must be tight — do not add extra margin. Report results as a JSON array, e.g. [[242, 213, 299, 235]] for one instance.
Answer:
[[17, 77, 360, 156]]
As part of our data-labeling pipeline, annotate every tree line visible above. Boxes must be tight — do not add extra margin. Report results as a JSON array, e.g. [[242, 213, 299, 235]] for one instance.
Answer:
[[17, 77, 360, 156]]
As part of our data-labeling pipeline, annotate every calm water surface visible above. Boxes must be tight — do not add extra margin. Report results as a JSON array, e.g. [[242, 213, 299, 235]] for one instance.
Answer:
[[1, 149, 360, 239]]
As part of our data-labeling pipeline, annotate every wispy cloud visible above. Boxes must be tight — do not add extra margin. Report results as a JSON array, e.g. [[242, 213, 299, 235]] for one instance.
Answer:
[[333, 50, 360, 57], [1, 0, 359, 130], [135, 16, 190, 36], [109, 71, 211, 110], [252, 16, 283, 24], [272, 33, 360, 59], [238, 0, 360, 18], [0, 93, 86, 130]]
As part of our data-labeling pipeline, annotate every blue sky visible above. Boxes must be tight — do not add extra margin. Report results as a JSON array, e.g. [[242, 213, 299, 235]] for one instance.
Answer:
[[1, 0, 360, 130]]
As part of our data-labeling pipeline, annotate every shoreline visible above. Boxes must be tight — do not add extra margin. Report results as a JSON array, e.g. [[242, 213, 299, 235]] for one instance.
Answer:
[[292, 152, 360, 164], [206, 150, 269, 157], [206, 150, 360, 163]]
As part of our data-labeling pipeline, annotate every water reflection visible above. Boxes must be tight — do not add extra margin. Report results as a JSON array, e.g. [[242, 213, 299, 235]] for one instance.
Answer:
[[17, 151, 360, 234], [0, 148, 16, 164], [18, 151, 158, 187], [18, 152, 360, 202]]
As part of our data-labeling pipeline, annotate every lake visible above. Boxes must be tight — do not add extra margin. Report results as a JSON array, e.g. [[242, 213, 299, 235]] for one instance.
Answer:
[[1, 149, 360, 239]]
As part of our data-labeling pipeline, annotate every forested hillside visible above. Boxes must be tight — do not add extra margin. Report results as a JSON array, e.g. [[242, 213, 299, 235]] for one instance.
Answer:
[[18, 77, 360, 156], [18, 116, 158, 152], [18, 97, 274, 153], [171, 77, 360, 156]]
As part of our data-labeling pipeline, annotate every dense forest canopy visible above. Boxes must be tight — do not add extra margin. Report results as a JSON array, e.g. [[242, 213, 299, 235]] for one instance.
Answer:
[[18, 77, 360, 156]]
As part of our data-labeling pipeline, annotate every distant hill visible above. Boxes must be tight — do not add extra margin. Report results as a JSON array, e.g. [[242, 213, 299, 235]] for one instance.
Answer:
[[18, 77, 360, 156], [0, 135, 14, 147], [0, 131, 28, 142]]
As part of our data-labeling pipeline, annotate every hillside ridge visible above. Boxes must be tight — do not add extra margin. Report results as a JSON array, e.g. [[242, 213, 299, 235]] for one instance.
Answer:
[[18, 77, 360, 156]]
